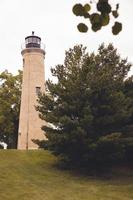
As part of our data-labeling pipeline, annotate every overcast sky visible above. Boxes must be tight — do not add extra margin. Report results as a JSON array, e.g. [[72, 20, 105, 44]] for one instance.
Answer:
[[0, 0, 132, 79]]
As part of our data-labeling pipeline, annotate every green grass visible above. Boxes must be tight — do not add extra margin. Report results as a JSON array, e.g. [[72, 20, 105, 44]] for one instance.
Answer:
[[0, 150, 133, 200]]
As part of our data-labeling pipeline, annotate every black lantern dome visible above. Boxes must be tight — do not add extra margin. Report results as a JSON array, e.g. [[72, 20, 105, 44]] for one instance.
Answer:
[[25, 31, 41, 48]]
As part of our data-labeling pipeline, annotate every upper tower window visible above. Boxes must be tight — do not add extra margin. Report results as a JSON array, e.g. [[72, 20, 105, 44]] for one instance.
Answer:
[[23, 58, 25, 67]]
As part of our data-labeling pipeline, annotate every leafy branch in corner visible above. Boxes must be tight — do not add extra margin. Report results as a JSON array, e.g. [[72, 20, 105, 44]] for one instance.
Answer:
[[72, 0, 122, 35]]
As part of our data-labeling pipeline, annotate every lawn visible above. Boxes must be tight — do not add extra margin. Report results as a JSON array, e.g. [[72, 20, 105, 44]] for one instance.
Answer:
[[0, 150, 133, 200]]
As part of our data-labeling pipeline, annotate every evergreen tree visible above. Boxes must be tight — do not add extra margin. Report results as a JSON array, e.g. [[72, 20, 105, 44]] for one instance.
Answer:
[[37, 44, 132, 168], [122, 76, 133, 163]]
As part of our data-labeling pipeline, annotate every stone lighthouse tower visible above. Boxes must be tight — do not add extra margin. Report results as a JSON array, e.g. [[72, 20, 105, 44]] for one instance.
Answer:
[[18, 32, 46, 150]]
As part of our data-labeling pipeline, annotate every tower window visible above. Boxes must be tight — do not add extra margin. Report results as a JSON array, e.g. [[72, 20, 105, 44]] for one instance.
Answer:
[[23, 59, 25, 67], [36, 87, 41, 95]]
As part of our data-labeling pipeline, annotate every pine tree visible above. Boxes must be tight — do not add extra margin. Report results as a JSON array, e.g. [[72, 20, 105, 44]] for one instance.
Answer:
[[37, 44, 132, 168]]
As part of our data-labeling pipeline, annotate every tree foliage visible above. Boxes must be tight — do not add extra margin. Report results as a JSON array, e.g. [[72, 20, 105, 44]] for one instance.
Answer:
[[37, 44, 133, 168], [72, 0, 122, 35], [0, 70, 22, 148]]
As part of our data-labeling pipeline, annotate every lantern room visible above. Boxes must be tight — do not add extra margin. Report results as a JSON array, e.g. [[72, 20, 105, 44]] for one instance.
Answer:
[[25, 31, 41, 48]]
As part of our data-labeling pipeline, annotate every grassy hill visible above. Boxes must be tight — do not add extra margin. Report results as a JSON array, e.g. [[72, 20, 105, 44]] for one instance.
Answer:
[[0, 150, 133, 200]]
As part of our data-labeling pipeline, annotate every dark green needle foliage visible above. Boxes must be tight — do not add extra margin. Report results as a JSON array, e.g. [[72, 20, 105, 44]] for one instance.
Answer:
[[72, 0, 122, 35], [37, 44, 133, 169]]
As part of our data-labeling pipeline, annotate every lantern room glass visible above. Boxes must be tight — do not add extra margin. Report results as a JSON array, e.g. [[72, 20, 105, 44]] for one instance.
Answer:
[[25, 33, 41, 48]]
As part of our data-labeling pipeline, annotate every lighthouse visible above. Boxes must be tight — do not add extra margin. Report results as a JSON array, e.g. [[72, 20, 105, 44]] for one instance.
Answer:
[[18, 32, 46, 149]]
